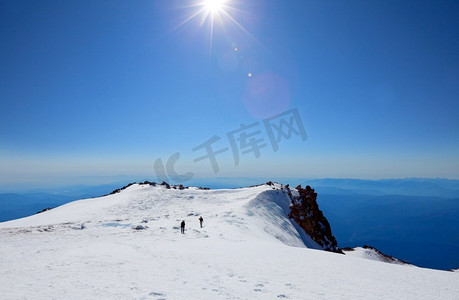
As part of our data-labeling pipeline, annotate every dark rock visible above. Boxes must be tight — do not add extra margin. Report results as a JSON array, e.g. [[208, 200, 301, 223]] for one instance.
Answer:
[[109, 182, 136, 195], [341, 247, 355, 251], [362, 245, 410, 264], [133, 225, 148, 230], [140, 180, 156, 186], [36, 208, 53, 214], [160, 181, 171, 189], [288, 185, 342, 253]]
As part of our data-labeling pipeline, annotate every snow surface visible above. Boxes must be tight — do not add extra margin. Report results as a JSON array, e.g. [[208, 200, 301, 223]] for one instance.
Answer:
[[342, 247, 408, 265], [1, 184, 458, 299]]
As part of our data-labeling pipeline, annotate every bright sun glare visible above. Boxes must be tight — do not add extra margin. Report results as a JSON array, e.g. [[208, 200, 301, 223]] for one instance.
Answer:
[[203, 0, 227, 13], [171, 0, 257, 53]]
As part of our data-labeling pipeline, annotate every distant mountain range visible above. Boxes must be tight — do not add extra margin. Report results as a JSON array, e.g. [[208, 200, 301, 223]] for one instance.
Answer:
[[305, 178, 459, 198], [0, 182, 127, 222]]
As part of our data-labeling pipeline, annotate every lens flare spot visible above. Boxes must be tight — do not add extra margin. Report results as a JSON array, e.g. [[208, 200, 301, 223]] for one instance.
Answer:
[[242, 72, 291, 119]]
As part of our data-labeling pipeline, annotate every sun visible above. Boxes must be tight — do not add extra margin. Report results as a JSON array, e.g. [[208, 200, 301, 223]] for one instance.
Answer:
[[169, 0, 258, 54], [203, 0, 227, 13]]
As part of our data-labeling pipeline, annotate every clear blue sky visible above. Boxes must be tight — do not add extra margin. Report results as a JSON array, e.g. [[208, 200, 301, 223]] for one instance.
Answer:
[[1, 0, 458, 189]]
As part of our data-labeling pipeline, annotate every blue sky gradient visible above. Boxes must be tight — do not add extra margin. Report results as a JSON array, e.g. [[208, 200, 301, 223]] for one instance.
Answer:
[[1, 0, 458, 189]]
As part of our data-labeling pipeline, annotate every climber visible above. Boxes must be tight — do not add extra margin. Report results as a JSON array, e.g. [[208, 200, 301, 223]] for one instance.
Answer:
[[180, 220, 185, 234], [199, 216, 203, 228]]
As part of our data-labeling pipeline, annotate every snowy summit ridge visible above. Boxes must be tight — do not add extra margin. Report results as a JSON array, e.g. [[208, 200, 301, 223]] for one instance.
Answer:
[[1, 182, 458, 299]]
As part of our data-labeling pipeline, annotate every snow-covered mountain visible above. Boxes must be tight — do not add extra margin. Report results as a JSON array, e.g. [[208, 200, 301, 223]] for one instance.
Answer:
[[1, 183, 458, 299]]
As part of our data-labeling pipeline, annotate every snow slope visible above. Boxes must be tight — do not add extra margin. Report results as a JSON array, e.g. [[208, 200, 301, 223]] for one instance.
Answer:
[[342, 246, 409, 265], [1, 183, 458, 299]]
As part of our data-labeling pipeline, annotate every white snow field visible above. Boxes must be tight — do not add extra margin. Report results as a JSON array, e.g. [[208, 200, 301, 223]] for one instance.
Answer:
[[0, 183, 458, 299]]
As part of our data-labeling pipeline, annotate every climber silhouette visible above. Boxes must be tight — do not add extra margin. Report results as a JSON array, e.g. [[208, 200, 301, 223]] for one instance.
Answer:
[[180, 220, 185, 234], [199, 216, 203, 228]]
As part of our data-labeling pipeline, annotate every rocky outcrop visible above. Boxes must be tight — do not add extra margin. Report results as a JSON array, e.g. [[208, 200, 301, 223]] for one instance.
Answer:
[[140, 181, 156, 186], [160, 181, 171, 189], [342, 245, 411, 265], [35, 207, 53, 214], [109, 182, 137, 195], [361, 245, 409, 264], [287, 185, 341, 253]]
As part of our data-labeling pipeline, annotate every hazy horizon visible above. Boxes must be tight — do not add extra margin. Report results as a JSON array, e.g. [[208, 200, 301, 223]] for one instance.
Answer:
[[1, 175, 459, 195]]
